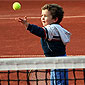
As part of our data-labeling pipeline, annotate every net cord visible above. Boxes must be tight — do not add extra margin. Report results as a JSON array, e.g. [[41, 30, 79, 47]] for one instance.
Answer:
[[0, 56, 85, 71]]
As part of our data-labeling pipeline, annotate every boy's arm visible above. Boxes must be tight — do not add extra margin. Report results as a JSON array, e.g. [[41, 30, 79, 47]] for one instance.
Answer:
[[27, 24, 46, 38], [18, 16, 29, 28], [18, 16, 46, 38]]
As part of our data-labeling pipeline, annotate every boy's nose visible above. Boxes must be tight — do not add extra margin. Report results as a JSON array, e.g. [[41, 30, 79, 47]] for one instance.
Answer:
[[41, 16, 45, 20]]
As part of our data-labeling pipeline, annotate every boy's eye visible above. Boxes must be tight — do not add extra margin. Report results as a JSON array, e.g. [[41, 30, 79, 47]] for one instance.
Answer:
[[41, 15, 43, 17], [41, 14, 47, 17], [44, 15, 47, 17]]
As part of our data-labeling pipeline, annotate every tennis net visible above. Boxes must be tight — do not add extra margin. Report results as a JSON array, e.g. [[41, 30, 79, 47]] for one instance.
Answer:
[[0, 56, 85, 85]]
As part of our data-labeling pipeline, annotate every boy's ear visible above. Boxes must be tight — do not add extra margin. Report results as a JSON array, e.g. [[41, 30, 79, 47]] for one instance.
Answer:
[[53, 18, 58, 23]]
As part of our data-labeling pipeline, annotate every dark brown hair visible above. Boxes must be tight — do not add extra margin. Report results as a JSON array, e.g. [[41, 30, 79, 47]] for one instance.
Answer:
[[41, 4, 64, 24]]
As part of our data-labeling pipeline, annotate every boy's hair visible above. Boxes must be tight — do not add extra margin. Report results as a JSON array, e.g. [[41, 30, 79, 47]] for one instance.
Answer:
[[41, 4, 64, 24]]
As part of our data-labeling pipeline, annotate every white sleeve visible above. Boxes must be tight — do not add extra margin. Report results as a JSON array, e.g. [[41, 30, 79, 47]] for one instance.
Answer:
[[45, 24, 71, 45], [53, 24, 71, 45], [44, 25, 59, 41]]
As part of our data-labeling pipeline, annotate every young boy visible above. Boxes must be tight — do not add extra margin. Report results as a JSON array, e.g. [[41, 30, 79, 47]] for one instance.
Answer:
[[18, 4, 71, 85]]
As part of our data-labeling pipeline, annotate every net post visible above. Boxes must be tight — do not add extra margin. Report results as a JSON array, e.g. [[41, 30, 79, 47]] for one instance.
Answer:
[[27, 70, 30, 85], [64, 69, 66, 85], [8, 70, 10, 85], [0, 80, 1, 85], [45, 70, 48, 85], [83, 69, 85, 85], [17, 70, 20, 85], [73, 69, 76, 85], [54, 69, 57, 85], [35, 70, 38, 85]]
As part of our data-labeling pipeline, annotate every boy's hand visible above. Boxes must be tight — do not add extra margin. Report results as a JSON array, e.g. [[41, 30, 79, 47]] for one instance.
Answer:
[[18, 16, 29, 28]]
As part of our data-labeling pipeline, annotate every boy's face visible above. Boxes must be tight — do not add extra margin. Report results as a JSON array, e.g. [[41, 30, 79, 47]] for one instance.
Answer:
[[41, 9, 57, 26]]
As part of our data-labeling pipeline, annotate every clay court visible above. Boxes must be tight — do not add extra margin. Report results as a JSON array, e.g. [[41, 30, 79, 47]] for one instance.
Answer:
[[0, 0, 85, 85], [0, 0, 85, 57]]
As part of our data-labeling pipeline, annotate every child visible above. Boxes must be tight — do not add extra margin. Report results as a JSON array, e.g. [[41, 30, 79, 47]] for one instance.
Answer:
[[18, 4, 71, 85]]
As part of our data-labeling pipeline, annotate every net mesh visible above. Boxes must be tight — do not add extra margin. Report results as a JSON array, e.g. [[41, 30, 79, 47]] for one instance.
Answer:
[[0, 56, 85, 85]]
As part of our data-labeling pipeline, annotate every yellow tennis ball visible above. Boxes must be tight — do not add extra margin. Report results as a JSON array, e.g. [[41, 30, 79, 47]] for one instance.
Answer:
[[13, 2, 21, 10]]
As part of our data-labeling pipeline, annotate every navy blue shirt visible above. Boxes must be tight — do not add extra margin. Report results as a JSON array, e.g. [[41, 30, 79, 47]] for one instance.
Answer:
[[27, 24, 66, 57]]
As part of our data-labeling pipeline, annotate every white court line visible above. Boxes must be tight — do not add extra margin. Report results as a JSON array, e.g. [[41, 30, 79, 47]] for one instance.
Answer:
[[0, 55, 85, 58], [0, 16, 85, 20], [64, 15, 85, 18], [0, 17, 41, 19], [0, 55, 45, 58]]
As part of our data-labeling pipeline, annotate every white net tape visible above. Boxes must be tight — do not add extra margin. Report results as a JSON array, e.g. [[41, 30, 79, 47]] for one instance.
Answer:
[[0, 56, 85, 70]]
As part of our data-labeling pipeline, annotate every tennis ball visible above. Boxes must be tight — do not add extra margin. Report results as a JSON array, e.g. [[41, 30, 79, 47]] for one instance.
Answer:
[[13, 2, 21, 10]]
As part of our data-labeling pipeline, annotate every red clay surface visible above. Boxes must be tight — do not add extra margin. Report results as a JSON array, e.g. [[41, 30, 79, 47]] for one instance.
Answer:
[[0, 0, 85, 85], [0, 1, 85, 56]]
